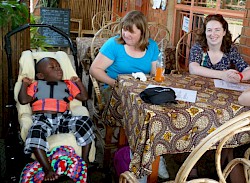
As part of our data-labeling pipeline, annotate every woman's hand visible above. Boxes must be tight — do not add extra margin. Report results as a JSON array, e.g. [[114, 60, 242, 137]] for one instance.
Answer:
[[221, 69, 240, 83], [189, 63, 243, 83]]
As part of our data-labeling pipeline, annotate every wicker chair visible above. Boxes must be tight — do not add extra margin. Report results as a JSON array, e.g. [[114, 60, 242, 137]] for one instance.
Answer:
[[90, 21, 120, 60], [174, 29, 200, 73], [148, 22, 173, 73], [89, 21, 123, 171], [119, 171, 139, 183], [92, 11, 121, 34], [119, 111, 250, 183], [148, 22, 171, 50]]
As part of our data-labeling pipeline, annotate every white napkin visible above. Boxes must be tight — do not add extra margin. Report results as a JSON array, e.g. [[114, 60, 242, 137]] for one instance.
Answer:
[[132, 72, 147, 82]]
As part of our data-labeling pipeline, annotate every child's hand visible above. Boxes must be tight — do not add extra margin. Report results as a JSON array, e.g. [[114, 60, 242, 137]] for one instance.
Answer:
[[70, 76, 81, 82], [22, 77, 33, 85]]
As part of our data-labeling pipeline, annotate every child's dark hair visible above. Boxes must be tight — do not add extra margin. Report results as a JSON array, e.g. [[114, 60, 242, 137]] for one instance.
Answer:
[[34, 57, 52, 79]]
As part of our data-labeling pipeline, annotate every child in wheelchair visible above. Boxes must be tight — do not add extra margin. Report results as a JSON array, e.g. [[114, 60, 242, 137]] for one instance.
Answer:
[[18, 57, 95, 181]]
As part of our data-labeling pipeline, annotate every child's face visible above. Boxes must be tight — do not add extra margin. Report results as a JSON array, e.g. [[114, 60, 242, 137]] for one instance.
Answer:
[[37, 59, 63, 81]]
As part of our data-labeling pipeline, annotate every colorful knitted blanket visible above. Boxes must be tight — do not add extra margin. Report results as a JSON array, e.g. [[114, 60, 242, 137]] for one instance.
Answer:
[[20, 146, 87, 183]]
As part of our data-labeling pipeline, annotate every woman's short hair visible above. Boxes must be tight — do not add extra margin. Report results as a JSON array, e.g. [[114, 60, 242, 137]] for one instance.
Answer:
[[197, 14, 232, 53], [116, 10, 149, 51]]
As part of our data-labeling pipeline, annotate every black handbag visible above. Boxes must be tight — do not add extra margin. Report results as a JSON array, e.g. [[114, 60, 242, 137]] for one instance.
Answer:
[[140, 87, 177, 105]]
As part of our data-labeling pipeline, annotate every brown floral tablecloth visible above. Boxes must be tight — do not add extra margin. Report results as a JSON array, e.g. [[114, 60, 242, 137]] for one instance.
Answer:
[[106, 73, 250, 178]]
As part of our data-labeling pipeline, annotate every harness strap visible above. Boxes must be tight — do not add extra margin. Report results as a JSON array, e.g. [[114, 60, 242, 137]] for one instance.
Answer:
[[63, 97, 70, 103], [47, 81, 58, 98]]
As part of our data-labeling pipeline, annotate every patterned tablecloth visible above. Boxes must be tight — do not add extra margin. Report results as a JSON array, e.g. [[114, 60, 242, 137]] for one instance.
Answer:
[[106, 73, 250, 178]]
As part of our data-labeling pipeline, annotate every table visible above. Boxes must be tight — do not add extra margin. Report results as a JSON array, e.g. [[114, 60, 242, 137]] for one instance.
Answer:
[[106, 73, 250, 179]]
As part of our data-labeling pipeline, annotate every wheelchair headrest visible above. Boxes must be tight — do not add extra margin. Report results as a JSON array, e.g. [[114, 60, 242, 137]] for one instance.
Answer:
[[17, 50, 77, 82]]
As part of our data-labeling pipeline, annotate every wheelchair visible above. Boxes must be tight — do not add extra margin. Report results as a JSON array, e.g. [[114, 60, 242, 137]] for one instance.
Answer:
[[4, 24, 95, 182]]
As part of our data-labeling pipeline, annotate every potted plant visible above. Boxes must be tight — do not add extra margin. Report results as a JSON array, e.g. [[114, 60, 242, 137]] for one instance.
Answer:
[[0, 1, 29, 29], [29, 0, 61, 51]]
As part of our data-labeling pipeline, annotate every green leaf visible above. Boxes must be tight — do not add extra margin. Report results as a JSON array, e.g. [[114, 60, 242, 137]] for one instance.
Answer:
[[30, 13, 53, 50], [0, 1, 29, 28]]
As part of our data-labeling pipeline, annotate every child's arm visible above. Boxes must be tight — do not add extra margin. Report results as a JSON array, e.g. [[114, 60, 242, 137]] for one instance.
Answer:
[[70, 76, 88, 101], [18, 77, 33, 105]]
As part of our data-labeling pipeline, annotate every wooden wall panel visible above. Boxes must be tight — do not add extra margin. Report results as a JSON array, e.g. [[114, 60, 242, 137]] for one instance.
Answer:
[[0, 2, 30, 138], [60, 0, 113, 33]]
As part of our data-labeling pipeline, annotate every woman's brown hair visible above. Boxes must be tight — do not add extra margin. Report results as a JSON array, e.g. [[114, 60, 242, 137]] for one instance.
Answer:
[[116, 10, 150, 51], [197, 14, 232, 53]]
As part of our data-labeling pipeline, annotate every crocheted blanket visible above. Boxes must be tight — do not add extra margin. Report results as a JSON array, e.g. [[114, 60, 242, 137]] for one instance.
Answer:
[[20, 145, 87, 183]]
